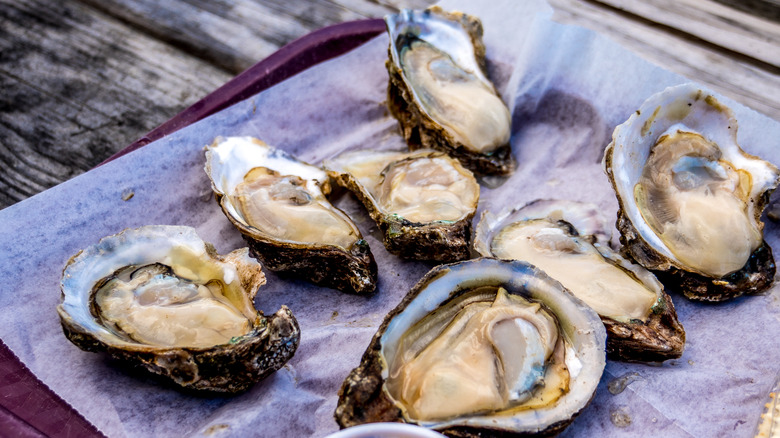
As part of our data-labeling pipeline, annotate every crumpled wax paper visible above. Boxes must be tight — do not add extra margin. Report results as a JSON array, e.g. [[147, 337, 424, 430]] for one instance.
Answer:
[[1, 0, 780, 436]]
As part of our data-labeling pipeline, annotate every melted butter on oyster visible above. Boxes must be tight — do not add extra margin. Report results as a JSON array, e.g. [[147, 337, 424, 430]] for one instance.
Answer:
[[399, 40, 511, 154], [386, 287, 574, 422], [95, 263, 252, 348], [232, 167, 358, 249], [634, 128, 760, 277], [490, 219, 657, 322]]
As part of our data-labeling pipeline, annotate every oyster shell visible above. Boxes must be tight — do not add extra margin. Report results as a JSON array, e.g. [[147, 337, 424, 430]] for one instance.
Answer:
[[324, 149, 479, 261], [474, 199, 685, 362], [385, 7, 514, 175], [57, 225, 300, 393], [335, 258, 606, 437], [604, 84, 780, 301], [204, 136, 377, 294]]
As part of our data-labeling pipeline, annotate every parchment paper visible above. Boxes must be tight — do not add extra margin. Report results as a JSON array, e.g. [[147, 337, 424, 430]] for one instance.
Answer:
[[2, 0, 780, 436]]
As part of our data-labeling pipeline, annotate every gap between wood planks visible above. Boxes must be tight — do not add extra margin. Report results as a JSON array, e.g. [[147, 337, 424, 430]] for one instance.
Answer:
[[75, 0, 435, 75]]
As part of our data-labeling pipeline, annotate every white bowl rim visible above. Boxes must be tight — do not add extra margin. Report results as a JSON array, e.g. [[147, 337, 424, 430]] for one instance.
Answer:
[[325, 422, 445, 438]]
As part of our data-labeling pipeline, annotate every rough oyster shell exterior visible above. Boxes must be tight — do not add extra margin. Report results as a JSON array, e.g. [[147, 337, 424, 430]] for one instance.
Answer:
[[324, 149, 478, 261], [335, 258, 606, 437], [58, 225, 300, 393], [603, 84, 779, 301], [474, 199, 685, 362], [204, 137, 377, 295], [385, 7, 514, 176]]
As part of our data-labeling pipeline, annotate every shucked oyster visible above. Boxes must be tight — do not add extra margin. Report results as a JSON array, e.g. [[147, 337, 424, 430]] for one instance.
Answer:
[[475, 199, 685, 362], [385, 7, 514, 175], [205, 136, 377, 294], [335, 258, 606, 437], [58, 225, 299, 393], [604, 84, 780, 301], [324, 149, 479, 261]]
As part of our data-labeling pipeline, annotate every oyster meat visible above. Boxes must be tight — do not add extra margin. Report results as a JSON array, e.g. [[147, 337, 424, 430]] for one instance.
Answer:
[[475, 199, 685, 362], [385, 7, 514, 175], [604, 84, 780, 301], [58, 225, 300, 393], [324, 149, 479, 261], [335, 258, 606, 437], [205, 136, 377, 294]]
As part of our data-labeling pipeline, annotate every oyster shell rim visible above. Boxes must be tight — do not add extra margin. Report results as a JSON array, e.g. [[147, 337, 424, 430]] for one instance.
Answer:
[[473, 199, 686, 362], [203, 136, 356, 250], [602, 83, 779, 301], [57, 225, 301, 393], [204, 136, 378, 295], [324, 149, 478, 262], [384, 6, 515, 176], [335, 257, 606, 437]]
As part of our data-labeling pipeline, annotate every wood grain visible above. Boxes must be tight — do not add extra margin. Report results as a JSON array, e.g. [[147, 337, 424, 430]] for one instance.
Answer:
[[75, 0, 434, 75], [1, 0, 779, 210], [0, 0, 433, 209], [712, 0, 780, 22], [593, 0, 780, 67], [549, 0, 780, 119], [0, 0, 231, 207], [78, 0, 388, 74]]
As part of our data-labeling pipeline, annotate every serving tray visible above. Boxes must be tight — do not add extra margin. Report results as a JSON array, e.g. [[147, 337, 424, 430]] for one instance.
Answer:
[[0, 19, 385, 438]]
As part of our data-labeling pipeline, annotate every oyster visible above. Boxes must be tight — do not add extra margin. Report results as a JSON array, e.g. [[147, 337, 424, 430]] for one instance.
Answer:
[[475, 199, 685, 362], [58, 225, 299, 393], [604, 84, 780, 301], [385, 7, 514, 175], [324, 149, 479, 261], [204, 136, 377, 294], [335, 258, 606, 437]]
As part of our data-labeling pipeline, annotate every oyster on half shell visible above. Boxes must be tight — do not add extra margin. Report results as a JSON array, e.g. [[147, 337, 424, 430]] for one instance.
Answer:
[[335, 258, 606, 437], [385, 7, 514, 175], [205, 136, 377, 294], [475, 200, 685, 362], [324, 149, 479, 261], [604, 84, 780, 301], [58, 225, 300, 393]]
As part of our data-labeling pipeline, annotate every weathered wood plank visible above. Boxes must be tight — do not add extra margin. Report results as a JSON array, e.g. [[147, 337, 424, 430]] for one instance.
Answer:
[[0, 0, 435, 209], [712, 0, 780, 22], [2, 0, 779, 211], [593, 0, 780, 67], [0, 0, 232, 208], [548, 0, 780, 120], [78, 0, 363, 74], [372, 0, 434, 10], [76, 0, 429, 75]]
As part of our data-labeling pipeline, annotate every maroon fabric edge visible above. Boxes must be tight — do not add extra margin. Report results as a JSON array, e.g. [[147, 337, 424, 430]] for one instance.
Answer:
[[101, 18, 385, 165], [0, 340, 96, 438], [1, 18, 385, 437]]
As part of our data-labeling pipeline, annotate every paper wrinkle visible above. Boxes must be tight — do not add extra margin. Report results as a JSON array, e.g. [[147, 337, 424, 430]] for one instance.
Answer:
[[579, 367, 696, 438], [1, 0, 780, 436]]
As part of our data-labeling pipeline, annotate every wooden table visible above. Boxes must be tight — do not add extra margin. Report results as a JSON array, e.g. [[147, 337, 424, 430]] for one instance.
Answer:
[[1, 0, 779, 210]]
